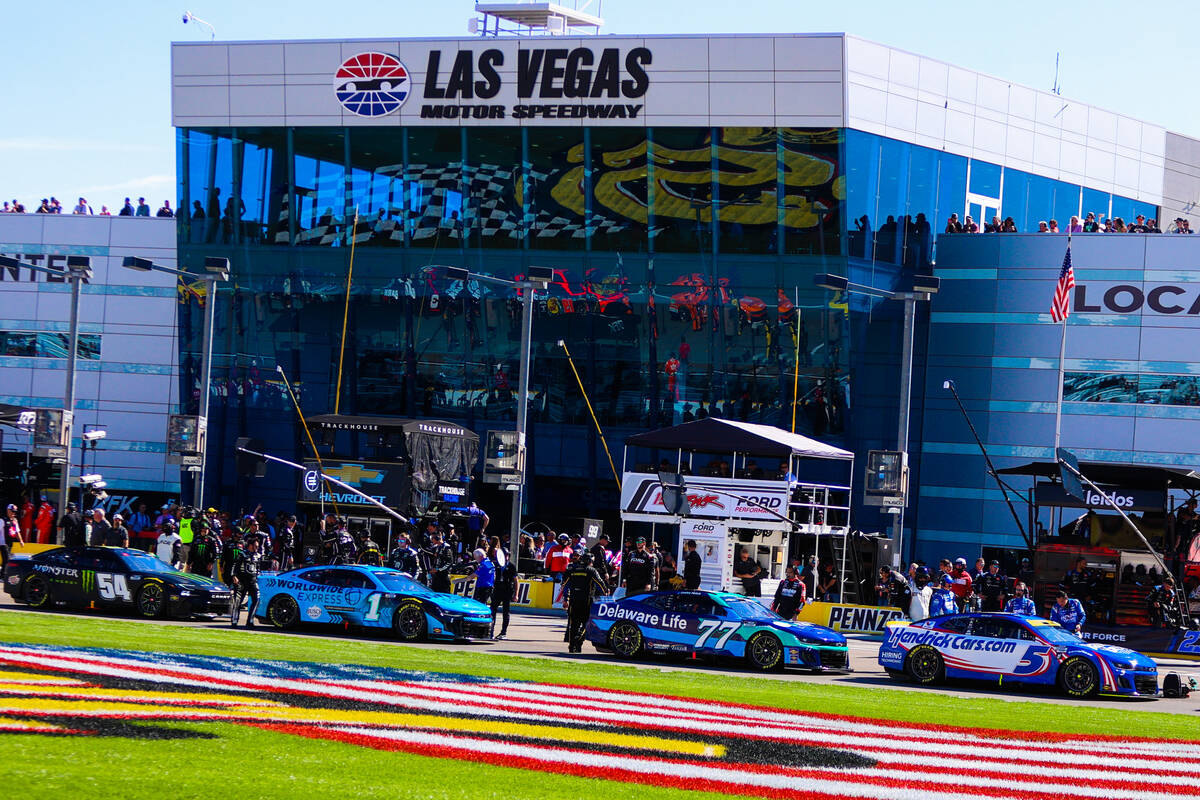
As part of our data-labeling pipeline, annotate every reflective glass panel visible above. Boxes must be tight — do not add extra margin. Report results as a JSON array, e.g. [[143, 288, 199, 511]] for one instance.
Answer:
[[527, 127, 586, 250], [293, 128, 346, 246], [590, 127, 650, 252], [465, 128, 522, 249], [407, 128, 464, 248], [649, 128, 712, 253], [348, 128, 406, 248]]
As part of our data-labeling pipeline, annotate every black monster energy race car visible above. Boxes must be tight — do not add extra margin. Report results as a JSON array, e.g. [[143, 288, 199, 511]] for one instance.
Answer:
[[4, 546, 232, 618]]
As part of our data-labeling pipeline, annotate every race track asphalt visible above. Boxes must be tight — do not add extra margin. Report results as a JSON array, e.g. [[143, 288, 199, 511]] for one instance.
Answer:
[[2, 595, 1199, 715]]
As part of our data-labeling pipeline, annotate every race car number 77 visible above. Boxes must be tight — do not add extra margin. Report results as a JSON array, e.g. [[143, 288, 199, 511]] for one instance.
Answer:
[[694, 619, 740, 649]]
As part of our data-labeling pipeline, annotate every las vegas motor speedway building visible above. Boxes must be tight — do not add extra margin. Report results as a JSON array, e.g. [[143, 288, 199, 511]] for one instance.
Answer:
[[6, 31, 1200, 560]]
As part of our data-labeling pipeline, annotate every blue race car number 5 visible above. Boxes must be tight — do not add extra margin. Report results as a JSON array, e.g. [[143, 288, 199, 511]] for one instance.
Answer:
[[695, 620, 740, 649]]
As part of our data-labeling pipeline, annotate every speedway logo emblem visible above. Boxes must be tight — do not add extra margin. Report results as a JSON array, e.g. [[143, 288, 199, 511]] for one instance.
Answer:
[[1, 644, 1197, 800], [334, 52, 410, 117]]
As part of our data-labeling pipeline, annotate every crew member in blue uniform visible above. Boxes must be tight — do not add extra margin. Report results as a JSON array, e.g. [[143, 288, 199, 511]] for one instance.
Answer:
[[929, 574, 959, 617], [1004, 582, 1037, 616], [1049, 589, 1086, 634]]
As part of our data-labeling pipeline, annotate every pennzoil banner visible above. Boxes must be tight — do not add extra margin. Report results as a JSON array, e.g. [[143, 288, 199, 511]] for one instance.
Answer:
[[796, 601, 906, 636], [620, 473, 791, 529]]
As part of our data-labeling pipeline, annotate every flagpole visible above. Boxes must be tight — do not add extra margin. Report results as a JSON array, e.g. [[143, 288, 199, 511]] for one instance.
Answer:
[[1053, 232, 1072, 449]]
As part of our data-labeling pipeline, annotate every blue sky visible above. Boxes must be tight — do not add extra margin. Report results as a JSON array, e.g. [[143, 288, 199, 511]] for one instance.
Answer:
[[4, 1, 1194, 210]]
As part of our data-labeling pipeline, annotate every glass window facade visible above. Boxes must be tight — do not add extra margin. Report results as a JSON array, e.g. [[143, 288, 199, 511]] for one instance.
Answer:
[[0, 331, 101, 359], [1065, 372, 1200, 406], [177, 123, 1160, 523]]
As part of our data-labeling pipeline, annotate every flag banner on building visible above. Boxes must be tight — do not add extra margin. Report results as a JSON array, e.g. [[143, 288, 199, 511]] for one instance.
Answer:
[[1050, 246, 1075, 322]]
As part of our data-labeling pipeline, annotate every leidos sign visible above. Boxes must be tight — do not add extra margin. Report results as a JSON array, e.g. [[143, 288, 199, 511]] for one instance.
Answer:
[[339, 46, 652, 120]]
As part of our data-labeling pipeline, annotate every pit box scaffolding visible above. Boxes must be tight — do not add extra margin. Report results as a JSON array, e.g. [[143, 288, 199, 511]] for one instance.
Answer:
[[997, 459, 1200, 659], [619, 418, 858, 602]]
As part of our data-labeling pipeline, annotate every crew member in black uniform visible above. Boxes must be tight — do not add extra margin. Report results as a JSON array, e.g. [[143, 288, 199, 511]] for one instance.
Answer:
[[682, 539, 703, 590], [423, 532, 454, 593], [622, 537, 657, 594], [589, 533, 612, 583], [1147, 575, 1181, 628], [57, 502, 86, 547], [562, 552, 609, 653], [187, 519, 222, 579], [230, 537, 264, 627], [357, 533, 383, 566], [388, 533, 422, 580], [772, 565, 807, 619], [490, 536, 517, 640], [975, 560, 1007, 611]]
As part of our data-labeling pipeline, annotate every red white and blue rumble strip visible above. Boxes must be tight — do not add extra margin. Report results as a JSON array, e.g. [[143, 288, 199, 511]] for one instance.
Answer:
[[0, 643, 1195, 800]]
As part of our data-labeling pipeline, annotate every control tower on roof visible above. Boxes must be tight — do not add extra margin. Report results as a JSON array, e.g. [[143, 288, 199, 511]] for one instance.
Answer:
[[470, 1, 604, 36]]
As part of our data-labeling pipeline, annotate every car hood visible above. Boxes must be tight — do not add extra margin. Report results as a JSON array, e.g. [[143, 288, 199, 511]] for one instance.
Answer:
[[162, 572, 230, 592], [768, 619, 847, 645], [1091, 644, 1157, 669], [426, 592, 492, 616]]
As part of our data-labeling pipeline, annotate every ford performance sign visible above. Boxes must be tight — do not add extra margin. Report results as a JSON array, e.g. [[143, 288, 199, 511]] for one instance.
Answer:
[[620, 473, 791, 527]]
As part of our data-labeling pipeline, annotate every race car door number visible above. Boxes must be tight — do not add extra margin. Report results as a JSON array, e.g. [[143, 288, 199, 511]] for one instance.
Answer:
[[97, 573, 132, 601], [694, 620, 740, 649]]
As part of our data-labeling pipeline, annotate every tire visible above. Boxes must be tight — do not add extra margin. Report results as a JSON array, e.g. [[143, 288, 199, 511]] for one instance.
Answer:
[[393, 601, 427, 642], [136, 581, 167, 618], [608, 622, 644, 659], [267, 594, 300, 630], [745, 631, 784, 671], [22, 574, 51, 609], [905, 644, 944, 685], [1058, 656, 1100, 698]]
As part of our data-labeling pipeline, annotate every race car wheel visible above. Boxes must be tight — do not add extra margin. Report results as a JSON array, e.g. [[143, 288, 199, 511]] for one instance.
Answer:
[[23, 575, 51, 608], [905, 645, 944, 685], [136, 582, 167, 618], [1058, 657, 1100, 698], [745, 632, 784, 671], [608, 622, 644, 659], [267, 594, 300, 630], [393, 601, 427, 642]]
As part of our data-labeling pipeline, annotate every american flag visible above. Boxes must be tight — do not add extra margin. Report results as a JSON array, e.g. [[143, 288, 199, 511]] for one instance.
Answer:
[[1050, 246, 1075, 322]]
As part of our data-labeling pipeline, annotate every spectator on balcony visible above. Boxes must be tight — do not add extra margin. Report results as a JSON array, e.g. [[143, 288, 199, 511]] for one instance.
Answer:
[[135, 197, 151, 217], [1037, 221, 1049, 233], [1048, 219, 1060, 233], [119, 198, 135, 216], [984, 215, 1002, 233], [1111, 217, 1127, 232], [99, 205, 111, 216], [156, 200, 174, 218], [73, 197, 92, 215], [10, 199, 25, 213], [35, 199, 52, 214], [1001, 216, 1018, 232], [50, 197, 63, 213], [1147, 218, 1162, 233], [1082, 212, 1101, 232], [945, 213, 962, 234], [1069, 215, 1083, 233], [961, 215, 979, 233]]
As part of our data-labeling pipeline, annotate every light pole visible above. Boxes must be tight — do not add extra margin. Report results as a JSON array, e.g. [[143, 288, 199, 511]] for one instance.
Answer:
[[123, 256, 230, 507], [80, 426, 106, 509], [814, 272, 939, 566], [442, 265, 551, 560], [0, 255, 92, 517]]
